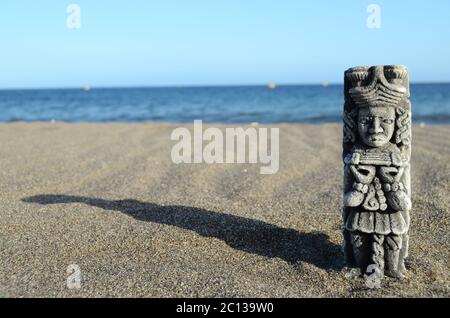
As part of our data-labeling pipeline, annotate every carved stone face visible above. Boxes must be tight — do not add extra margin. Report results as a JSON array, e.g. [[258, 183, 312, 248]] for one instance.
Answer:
[[357, 107, 395, 147]]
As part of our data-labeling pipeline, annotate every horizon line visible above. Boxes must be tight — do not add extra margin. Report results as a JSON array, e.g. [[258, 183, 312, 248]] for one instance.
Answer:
[[1, 81, 449, 91]]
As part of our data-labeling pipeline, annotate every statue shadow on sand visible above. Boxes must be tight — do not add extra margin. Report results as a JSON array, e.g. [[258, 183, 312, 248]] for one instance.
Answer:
[[22, 194, 343, 271]]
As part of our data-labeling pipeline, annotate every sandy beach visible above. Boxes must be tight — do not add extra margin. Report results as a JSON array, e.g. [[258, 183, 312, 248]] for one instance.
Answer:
[[0, 122, 448, 297]]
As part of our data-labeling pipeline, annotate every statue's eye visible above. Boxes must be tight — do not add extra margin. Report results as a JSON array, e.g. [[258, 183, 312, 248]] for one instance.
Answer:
[[359, 118, 370, 125], [383, 119, 393, 124]]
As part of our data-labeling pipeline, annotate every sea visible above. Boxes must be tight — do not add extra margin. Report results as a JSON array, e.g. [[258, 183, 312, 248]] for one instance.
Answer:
[[0, 84, 449, 123]]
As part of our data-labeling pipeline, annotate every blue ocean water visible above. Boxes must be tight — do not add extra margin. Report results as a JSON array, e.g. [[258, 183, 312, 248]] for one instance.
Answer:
[[0, 84, 449, 123]]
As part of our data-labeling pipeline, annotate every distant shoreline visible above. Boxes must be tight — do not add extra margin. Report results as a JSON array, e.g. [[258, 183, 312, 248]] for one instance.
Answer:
[[1, 121, 450, 126], [1, 82, 450, 91]]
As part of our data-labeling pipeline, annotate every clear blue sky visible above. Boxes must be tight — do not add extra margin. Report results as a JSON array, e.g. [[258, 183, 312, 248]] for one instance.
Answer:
[[1, 0, 449, 88]]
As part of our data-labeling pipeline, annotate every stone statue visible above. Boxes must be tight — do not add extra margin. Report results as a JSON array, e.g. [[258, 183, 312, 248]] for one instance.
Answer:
[[342, 65, 411, 279]]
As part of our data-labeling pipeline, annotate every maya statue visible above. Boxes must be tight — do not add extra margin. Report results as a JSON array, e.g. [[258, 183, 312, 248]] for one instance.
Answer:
[[342, 65, 412, 279]]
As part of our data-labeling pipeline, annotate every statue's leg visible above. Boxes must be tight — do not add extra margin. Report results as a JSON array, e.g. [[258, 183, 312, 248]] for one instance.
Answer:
[[384, 234, 405, 279], [398, 209, 410, 274], [343, 229, 356, 267], [369, 233, 385, 276], [398, 233, 409, 274], [350, 231, 369, 272]]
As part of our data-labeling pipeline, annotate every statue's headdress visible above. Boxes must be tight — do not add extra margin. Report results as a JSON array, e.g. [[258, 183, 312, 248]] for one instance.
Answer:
[[345, 65, 409, 109]]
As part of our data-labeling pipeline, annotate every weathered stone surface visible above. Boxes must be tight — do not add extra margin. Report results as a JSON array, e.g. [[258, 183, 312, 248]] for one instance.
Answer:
[[342, 65, 412, 280]]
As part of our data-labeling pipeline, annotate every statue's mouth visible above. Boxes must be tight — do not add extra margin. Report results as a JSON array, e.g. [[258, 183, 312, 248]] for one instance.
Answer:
[[368, 134, 386, 141]]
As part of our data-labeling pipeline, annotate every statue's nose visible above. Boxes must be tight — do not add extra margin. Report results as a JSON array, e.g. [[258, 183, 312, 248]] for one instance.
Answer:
[[369, 117, 383, 134]]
